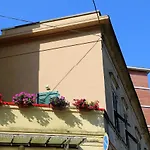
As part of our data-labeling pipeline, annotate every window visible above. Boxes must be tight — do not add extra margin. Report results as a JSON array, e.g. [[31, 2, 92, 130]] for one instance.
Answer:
[[135, 127, 141, 150], [112, 89, 120, 132], [109, 71, 132, 145], [126, 131, 137, 150], [109, 72, 120, 132], [119, 97, 129, 141], [109, 72, 131, 140], [125, 129, 141, 150], [122, 97, 128, 111]]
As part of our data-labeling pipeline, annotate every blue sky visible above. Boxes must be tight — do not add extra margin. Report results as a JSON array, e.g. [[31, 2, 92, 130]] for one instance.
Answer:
[[0, 0, 150, 68]]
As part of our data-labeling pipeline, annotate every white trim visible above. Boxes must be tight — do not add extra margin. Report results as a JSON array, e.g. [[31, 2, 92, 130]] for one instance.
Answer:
[[141, 105, 150, 108], [147, 125, 150, 128], [134, 86, 150, 90]]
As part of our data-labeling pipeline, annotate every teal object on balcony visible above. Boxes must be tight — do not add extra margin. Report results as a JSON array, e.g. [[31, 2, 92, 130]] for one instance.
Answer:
[[37, 91, 60, 104]]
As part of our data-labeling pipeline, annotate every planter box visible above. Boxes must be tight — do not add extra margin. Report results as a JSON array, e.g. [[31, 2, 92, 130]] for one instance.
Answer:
[[0, 105, 105, 135]]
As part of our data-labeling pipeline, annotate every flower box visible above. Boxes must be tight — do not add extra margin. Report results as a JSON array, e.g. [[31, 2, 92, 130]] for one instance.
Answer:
[[73, 99, 100, 111], [49, 96, 69, 109], [12, 92, 36, 107]]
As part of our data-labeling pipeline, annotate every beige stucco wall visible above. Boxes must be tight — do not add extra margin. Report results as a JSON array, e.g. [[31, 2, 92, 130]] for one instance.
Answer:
[[0, 105, 104, 150], [0, 29, 106, 108], [0, 106, 104, 134], [102, 42, 148, 150]]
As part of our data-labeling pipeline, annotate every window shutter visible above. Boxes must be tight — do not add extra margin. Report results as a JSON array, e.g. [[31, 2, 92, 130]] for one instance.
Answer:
[[37, 91, 60, 104]]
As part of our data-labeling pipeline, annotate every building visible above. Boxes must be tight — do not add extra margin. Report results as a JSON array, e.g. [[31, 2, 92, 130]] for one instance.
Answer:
[[128, 66, 150, 132], [0, 11, 149, 150]]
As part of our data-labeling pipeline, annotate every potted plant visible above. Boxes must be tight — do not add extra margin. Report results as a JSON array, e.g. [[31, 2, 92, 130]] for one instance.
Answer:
[[12, 92, 36, 107], [73, 99, 99, 110], [49, 96, 69, 109]]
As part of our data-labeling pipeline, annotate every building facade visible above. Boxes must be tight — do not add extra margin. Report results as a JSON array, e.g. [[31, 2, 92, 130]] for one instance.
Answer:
[[0, 11, 149, 150], [128, 66, 150, 132]]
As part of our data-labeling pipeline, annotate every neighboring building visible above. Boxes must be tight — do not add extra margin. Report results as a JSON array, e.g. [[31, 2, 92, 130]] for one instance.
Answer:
[[0, 11, 149, 150], [128, 66, 150, 132]]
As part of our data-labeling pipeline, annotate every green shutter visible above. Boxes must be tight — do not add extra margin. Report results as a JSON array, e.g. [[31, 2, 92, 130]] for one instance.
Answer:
[[37, 91, 60, 104]]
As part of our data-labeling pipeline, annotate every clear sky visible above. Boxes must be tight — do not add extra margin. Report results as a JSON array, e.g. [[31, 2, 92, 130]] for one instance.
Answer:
[[0, 0, 150, 68]]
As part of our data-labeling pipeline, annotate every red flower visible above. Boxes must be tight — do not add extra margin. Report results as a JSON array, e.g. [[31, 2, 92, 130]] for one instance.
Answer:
[[73, 99, 100, 110], [0, 94, 3, 104]]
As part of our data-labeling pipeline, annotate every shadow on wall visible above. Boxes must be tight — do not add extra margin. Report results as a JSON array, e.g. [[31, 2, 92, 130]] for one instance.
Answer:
[[53, 109, 83, 128], [53, 109, 104, 128], [0, 105, 16, 126], [79, 111, 104, 127], [0, 24, 41, 102], [19, 107, 52, 126]]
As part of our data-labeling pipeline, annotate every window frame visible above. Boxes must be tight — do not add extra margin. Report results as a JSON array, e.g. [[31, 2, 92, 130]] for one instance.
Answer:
[[110, 72, 120, 132]]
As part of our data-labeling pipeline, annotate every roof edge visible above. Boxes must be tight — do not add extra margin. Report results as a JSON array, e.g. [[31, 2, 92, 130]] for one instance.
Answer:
[[127, 66, 150, 73], [1, 11, 101, 32], [40, 10, 101, 24], [1, 22, 39, 31], [0, 13, 107, 44]]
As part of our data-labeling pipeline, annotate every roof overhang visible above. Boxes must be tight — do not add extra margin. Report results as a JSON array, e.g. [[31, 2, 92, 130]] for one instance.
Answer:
[[0, 11, 106, 45], [1, 11, 102, 32], [127, 66, 150, 74], [0, 133, 86, 148]]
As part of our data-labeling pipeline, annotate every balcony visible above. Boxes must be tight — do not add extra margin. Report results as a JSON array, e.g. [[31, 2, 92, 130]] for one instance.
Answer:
[[0, 103, 105, 149], [0, 103, 105, 136]]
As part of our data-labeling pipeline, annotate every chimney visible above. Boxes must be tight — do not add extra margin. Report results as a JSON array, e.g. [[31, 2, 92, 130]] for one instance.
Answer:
[[128, 66, 150, 131]]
